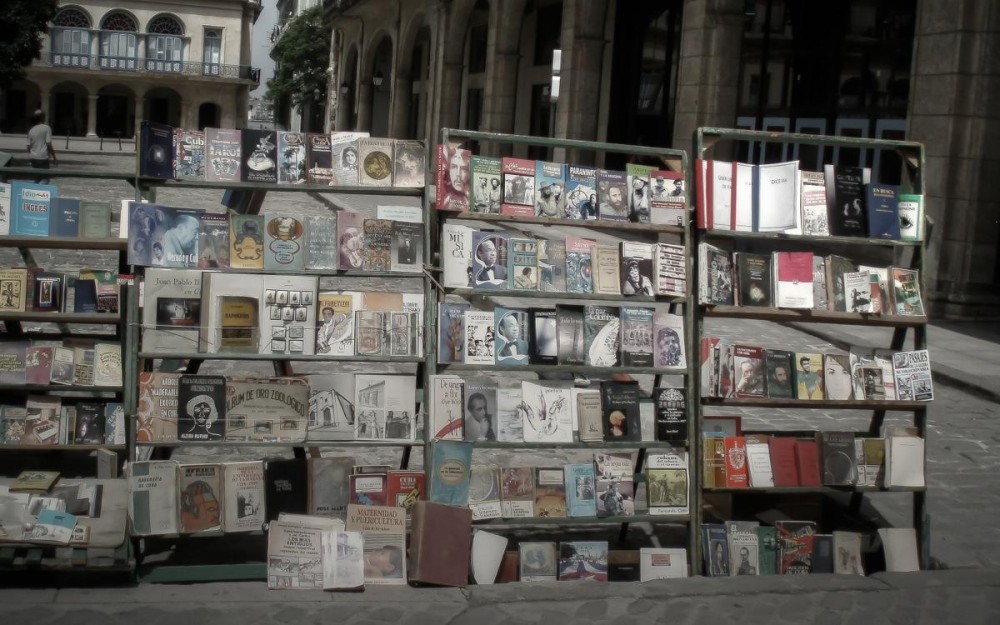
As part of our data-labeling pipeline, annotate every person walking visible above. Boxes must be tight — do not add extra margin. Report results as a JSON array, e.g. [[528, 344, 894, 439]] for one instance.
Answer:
[[27, 109, 57, 183]]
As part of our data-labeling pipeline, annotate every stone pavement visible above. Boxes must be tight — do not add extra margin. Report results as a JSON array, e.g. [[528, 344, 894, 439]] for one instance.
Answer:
[[1, 569, 999, 625]]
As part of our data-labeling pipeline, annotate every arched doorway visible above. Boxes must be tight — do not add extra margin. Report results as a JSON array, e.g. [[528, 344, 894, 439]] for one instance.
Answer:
[[397, 19, 432, 140], [198, 102, 221, 130], [97, 84, 135, 138], [367, 35, 393, 137], [2, 80, 42, 133], [144, 87, 182, 127], [50, 81, 89, 136], [339, 44, 358, 130]]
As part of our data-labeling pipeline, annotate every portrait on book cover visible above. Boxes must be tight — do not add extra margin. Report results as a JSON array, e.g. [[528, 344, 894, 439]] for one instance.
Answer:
[[472, 235, 508, 287]]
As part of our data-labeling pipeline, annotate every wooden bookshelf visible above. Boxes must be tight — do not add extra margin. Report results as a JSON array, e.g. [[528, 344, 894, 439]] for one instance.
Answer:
[[701, 306, 928, 327]]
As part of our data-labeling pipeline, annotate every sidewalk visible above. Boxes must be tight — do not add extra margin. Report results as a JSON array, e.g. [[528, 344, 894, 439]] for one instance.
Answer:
[[0, 133, 135, 159], [1, 569, 998, 624]]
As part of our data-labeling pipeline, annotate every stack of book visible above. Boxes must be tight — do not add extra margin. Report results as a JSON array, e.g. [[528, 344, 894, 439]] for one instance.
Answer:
[[0, 341, 122, 387], [0, 181, 114, 238], [0, 398, 124, 446], [0, 267, 120, 315]]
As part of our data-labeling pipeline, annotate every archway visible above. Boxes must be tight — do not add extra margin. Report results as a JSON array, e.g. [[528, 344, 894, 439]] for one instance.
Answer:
[[1, 80, 41, 133], [197, 102, 221, 130], [367, 35, 393, 137], [96, 84, 135, 138], [144, 86, 182, 127], [396, 15, 432, 140], [50, 81, 89, 136], [339, 43, 358, 130]]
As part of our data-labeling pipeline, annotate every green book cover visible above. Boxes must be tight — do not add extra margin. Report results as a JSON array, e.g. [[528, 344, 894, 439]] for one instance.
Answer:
[[469, 155, 501, 214], [757, 525, 778, 575], [79, 201, 112, 239]]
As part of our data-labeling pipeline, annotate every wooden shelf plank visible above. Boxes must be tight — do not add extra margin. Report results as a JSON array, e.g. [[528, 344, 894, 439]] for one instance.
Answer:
[[0, 385, 123, 393], [0, 444, 126, 451], [699, 228, 922, 248], [444, 287, 685, 304], [702, 397, 929, 410], [704, 485, 926, 494], [470, 440, 686, 449], [186, 268, 422, 278], [472, 513, 691, 526], [0, 236, 128, 251], [440, 363, 687, 375], [142, 178, 424, 196], [136, 440, 422, 448], [446, 211, 686, 235], [0, 312, 121, 324], [138, 352, 424, 363], [701, 305, 928, 327]]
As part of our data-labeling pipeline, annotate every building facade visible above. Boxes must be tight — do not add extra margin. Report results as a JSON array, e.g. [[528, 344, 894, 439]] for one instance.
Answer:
[[2, 0, 262, 138], [325, 0, 1000, 319]]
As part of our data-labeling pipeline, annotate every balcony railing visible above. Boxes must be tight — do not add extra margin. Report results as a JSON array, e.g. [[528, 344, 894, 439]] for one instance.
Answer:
[[47, 53, 258, 82]]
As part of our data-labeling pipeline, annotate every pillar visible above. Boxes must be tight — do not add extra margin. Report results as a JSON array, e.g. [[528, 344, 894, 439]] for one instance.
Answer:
[[86, 94, 98, 137], [554, 0, 608, 162], [356, 82, 373, 132], [481, 0, 528, 141], [389, 71, 412, 138]]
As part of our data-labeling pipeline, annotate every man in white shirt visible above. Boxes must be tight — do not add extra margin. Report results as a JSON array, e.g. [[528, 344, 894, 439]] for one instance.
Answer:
[[27, 110, 57, 183]]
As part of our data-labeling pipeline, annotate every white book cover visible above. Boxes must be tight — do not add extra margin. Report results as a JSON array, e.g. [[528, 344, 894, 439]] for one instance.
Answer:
[[429, 374, 464, 440], [199, 272, 265, 353], [127, 460, 179, 536], [832, 531, 865, 575], [886, 435, 925, 488], [402, 293, 425, 357], [260, 274, 318, 355], [469, 466, 503, 521], [0, 182, 10, 235], [640, 548, 689, 581], [843, 270, 873, 313], [707, 160, 732, 230], [354, 374, 417, 442], [93, 343, 122, 387], [345, 504, 407, 585], [733, 162, 754, 232], [376, 205, 423, 223], [745, 438, 774, 487], [142, 268, 204, 353], [442, 223, 474, 288], [321, 530, 365, 590], [223, 461, 266, 533], [755, 161, 799, 232], [892, 349, 933, 401], [267, 520, 325, 589], [877, 527, 920, 572], [462, 310, 495, 365], [305, 373, 355, 441], [471, 530, 508, 584], [520, 381, 574, 443], [495, 384, 524, 442], [646, 450, 689, 515], [726, 520, 760, 575]]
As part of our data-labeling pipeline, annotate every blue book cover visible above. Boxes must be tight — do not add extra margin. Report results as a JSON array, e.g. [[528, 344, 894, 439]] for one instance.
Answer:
[[564, 463, 597, 517], [437, 301, 471, 364], [427, 440, 473, 506], [11, 181, 57, 236], [535, 161, 567, 218], [138, 121, 175, 180], [566, 165, 598, 220], [263, 212, 306, 271], [51, 197, 80, 237], [494, 307, 530, 365], [471, 230, 509, 290], [866, 183, 901, 240], [703, 523, 730, 576], [143, 206, 202, 268]]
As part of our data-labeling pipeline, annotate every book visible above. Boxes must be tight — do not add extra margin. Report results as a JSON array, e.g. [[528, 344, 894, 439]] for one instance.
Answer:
[[495, 384, 524, 442], [228, 213, 264, 270], [735, 252, 771, 307], [508, 237, 538, 290], [51, 197, 80, 237], [566, 165, 598, 219], [584, 305, 620, 367], [93, 342, 122, 387], [263, 212, 307, 271], [205, 127, 242, 182], [241, 129, 278, 184], [520, 381, 574, 443], [360, 217, 392, 272], [226, 377, 308, 442], [354, 374, 417, 442], [138, 121, 175, 179], [78, 201, 110, 242], [390, 220, 422, 274], [127, 461, 179, 536], [10, 470, 60, 493], [723, 436, 750, 488], [556, 305, 585, 365], [494, 307, 530, 365], [866, 183, 901, 239], [776, 520, 817, 574], [437, 302, 470, 365], [0, 182, 10, 235], [646, 450, 689, 515], [314, 291, 358, 357], [463, 378, 498, 441], [537, 238, 566, 292], [772, 251, 813, 309], [812, 255, 829, 311], [703, 523, 729, 576], [653, 387, 687, 443], [727, 520, 761, 575], [654, 242, 686, 297], [463, 309, 496, 366], [321, 530, 365, 590], [471, 230, 509, 289], [564, 463, 597, 518], [832, 530, 865, 575], [892, 349, 933, 401], [558, 541, 608, 581], [844, 270, 873, 313], [427, 440, 473, 506], [597, 169, 628, 221], [885, 434, 925, 488], [223, 462, 266, 532], [350, 473, 388, 506], [305, 456, 354, 518], [306, 133, 334, 185], [276, 131, 307, 184], [592, 244, 621, 295], [600, 380, 640, 442], [142, 268, 202, 353], [824, 353, 854, 400], [72, 348, 95, 386], [358, 137, 394, 186], [698, 242, 733, 305], [407, 501, 470, 586], [0, 269, 28, 313], [732, 344, 766, 398], [178, 463, 223, 534], [757, 526, 779, 575], [386, 469, 424, 513], [825, 255, 857, 312], [500, 157, 535, 216], [799, 170, 829, 236], [594, 452, 634, 518], [174, 127, 206, 179], [897, 193, 923, 241], [195, 211, 229, 268], [769, 436, 800, 486], [264, 458, 308, 520], [695, 159, 732, 230], [520, 542, 558, 581], [304, 373, 355, 441], [794, 352, 825, 400], [825, 164, 869, 237], [390, 139, 425, 188], [134, 373, 181, 444], [795, 439, 822, 486], [23, 396, 59, 445], [810, 535, 837, 574], [640, 548, 688, 581], [745, 434, 774, 487], [535, 161, 567, 217], [565, 236, 595, 294], [441, 222, 474, 288], [753, 161, 799, 232], [892, 267, 924, 316], [177, 375, 226, 441], [24, 346, 52, 385], [764, 349, 794, 398], [533, 467, 567, 518], [260, 274, 318, 355], [878, 527, 920, 572], [649, 169, 686, 226], [435, 144, 471, 211], [331, 132, 367, 185], [500, 466, 534, 518], [529, 309, 558, 365], [819, 431, 857, 486], [266, 520, 325, 589], [620, 306, 654, 367]]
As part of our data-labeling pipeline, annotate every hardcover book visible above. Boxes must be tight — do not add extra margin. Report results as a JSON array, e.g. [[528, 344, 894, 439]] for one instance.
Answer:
[[393, 140, 425, 188], [736, 252, 771, 307], [564, 463, 598, 517], [769, 436, 800, 486], [723, 436, 750, 488], [51, 197, 79, 237], [128, 460, 179, 536], [178, 463, 223, 534], [306, 133, 334, 185], [620, 306, 654, 367], [305, 373, 355, 441], [174, 128, 206, 180], [825, 164, 869, 237], [205, 127, 241, 182], [177, 375, 225, 442], [408, 501, 470, 587], [435, 144, 471, 211], [535, 161, 567, 218], [358, 137, 394, 187], [277, 131, 307, 185], [566, 165, 598, 219], [331, 132, 368, 186], [470, 155, 502, 213], [649, 169, 687, 226], [795, 440, 822, 486], [537, 238, 566, 292], [138, 121, 175, 180], [500, 157, 536, 217], [584, 305, 620, 367], [223, 461, 266, 532], [565, 236, 595, 294], [596, 169, 628, 221], [471, 230, 509, 289], [241, 129, 278, 184], [263, 212, 307, 271]]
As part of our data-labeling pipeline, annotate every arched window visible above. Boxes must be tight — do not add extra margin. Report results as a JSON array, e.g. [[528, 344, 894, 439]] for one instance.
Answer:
[[51, 7, 92, 67], [203, 28, 222, 76], [146, 14, 185, 72], [99, 11, 138, 71]]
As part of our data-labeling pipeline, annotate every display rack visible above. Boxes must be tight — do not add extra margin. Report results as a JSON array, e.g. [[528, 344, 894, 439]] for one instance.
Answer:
[[691, 127, 930, 572], [426, 128, 698, 564]]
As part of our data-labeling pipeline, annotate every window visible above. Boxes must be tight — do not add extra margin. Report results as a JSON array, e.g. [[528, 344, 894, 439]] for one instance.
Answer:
[[467, 24, 488, 74], [204, 28, 222, 75], [533, 3, 562, 66], [51, 7, 91, 67], [146, 15, 184, 72], [100, 11, 138, 71]]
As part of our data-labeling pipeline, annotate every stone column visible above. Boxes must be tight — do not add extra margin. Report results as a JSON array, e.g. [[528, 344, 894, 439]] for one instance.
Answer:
[[481, 0, 528, 143], [672, 0, 744, 154], [86, 94, 98, 137], [356, 82, 373, 131], [389, 71, 413, 138], [134, 94, 143, 138], [554, 0, 608, 163], [908, 0, 1000, 317]]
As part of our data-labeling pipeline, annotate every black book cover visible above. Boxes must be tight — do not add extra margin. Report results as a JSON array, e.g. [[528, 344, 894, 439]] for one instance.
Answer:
[[653, 387, 687, 443], [529, 309, 558, 364], [177, 375, 226, 441], [241, 129, 279, 184], [819, 431, 857, 486], [138, 121, 175, 180], [826, 165, 867, 237], [736, 253, 772, 307], [264, 457, 309, 521], [556, 305, 585, 365], [307, 133, 334, 185], [74, 402, 105, 444], [73, 279, 98, 313], [600, 380, 641, 442], [810, 535, 834, 573], [765, 349, 794, 398], [32, 271, 64, 312]]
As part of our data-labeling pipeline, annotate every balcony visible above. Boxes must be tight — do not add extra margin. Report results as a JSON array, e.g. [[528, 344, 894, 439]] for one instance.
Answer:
[[46, 53, 258, 82]]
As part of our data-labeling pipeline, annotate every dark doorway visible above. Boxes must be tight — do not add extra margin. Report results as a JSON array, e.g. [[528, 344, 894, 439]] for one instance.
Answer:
[[5, 90, 28, 133], [97, 93, 130, 138], [198, 102, 221, 130]]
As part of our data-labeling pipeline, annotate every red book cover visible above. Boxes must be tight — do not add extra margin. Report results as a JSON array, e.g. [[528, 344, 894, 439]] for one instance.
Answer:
[[435, 144, 471, 212], [794, 440, 822, 486], [387, 469, 425, 512], [25, 346, 53, 385], [732, 344, 766, 398], [776, 251, 814, 283], [349, 473, 388, 506], [724, 436, 749, 488], [409, 500, 473, 586], [769, 436, 800, 486], [500, 157, 536, 216]]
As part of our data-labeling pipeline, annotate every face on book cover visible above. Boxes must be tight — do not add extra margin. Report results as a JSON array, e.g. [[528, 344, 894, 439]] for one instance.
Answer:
[[180, 480, 220, 531]]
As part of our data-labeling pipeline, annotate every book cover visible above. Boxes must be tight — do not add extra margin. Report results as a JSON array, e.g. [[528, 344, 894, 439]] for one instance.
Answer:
[[23, 396, 60, 445], [825, 254, 856, 312], [866, 183, 901, 239], [198, 274, 262, 353], [566, 165, 598, 219], [723, 436, 750, 488], [178, 463, 223, 534], [736, 252, 772, 307], [520, 381, 574, 443], [646, 450, 689, 515], [824, 353, 854, 400], [333, 211, 363, 270], [625, 163, 655, 223], [387, 469, 425, 512], [0, 405, 27, 444], [620, 306, 654, 367], [773, 251, 814, 309], [652, 311, 686, 370], [304, 373, 355, 441], [390, 220, 423, 274], [556, 305, 585, 365], [24, 345, 51, 385], [259, 274, 318, 354], [350, 473, 389, 506], [30, 271, 62, 312], [795, 440, 822, 486], [471, 230, 509, 289], [535, 161, 567, 218], [892, 267, 924, 316], [640, 548, 689, 581], [407, 501, 468, 587], [277, 131, 307, 184], [495, 384, 524, 442], [592, 244, 621, 295], [303, 214, 338, 270], [520, 542, 558, 581], [142, 268, 203, 353], [241, 129, 278, 184], [776, 521, 817, 574], [137, 206, 202, 268], [262, 212, 307, 271], [508, 237, 538, 290], [649, 169, 686, 226], [844, 270, 873, 313], [266, 520, 324, 589], [72, 347, 95, 386], [653, 387, 687, 443], [427, 440, 473, 506], [360, 218, 393, 272], [500, 467, 534, 518], [177, 375, 226, 441], [584, 305, 620, 367], [435, 144, 471, 211], [800, 170, 829, 236], [354, 374, 417, 442], [811, 255, 829, 311], [174, 128, 206, 180], [727, 520, 761, 575], [494, 307, 530, 365], [0, 182, 10, 235], [794, 352, 825, 400], [564, 463, 598, 518], [600, 380, 640, 442], [441, 222, 474, 288], [138, 121, 175, 179], [194, 212, 228, 269], [769, 436, 800, 486], [620, 241, 655, 296], [264, 457, 308, 520], [565, 236, 595, 294], [228, 213, 264, 269], [205, 127, 241, 182], [537, 238, 566, 292], [745, 433, 773, 487], [533, 468, 568, 518], [135, 372, 180, 443], [51, 197, 80, 237], [594, 452, 634, 517], [0, 269, 27, 313], [470, 155, 502, 213], [596, 169, 628, 221], [461, 309, 494, 365], [358, 137, 394, 187], [529, 309, 558, 365], [226, 377, 308, 442], [897, 193, 923, 241], [703, 524, 729, 575], [78, 201, 109, 241], [832, 530, 866, 575], [306, 456, 355, 519], [500, 157, 535, 216], [393, 140, 425, 188], [699, 242, 734, 305], [437, 301, 470, 364], [128, 461, 179, 536], [306, 133, 334, 185], [825, 164, 868, 237], [462, 378, 497, 442], [764, 349, 794, 398], [93, 342, 122, 387], [732, 344, 766, 398], [462, 466, 500, 521], [223, 461, 266, 532], [331, 131, 368, 186], [892, 349, 933, 401], [11, 181, 57, 237], [753, 161, 798, 232]]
